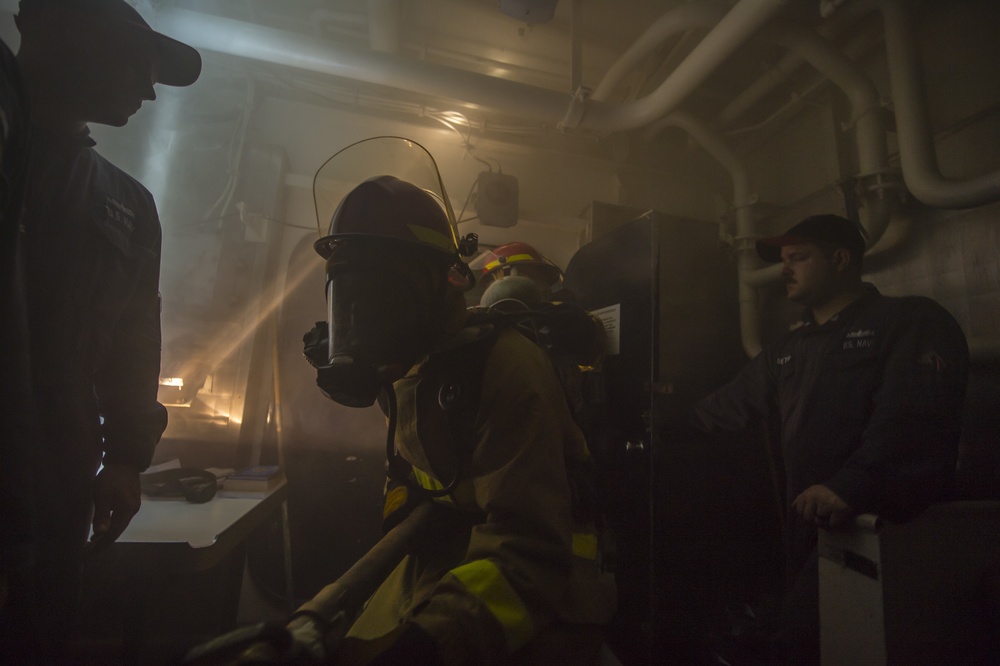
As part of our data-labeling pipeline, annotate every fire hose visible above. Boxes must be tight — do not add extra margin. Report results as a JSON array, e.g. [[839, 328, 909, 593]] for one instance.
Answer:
[[184, 501, 436, 665]]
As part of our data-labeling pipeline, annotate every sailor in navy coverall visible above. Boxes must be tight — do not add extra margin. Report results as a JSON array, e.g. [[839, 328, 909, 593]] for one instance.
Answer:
[[3, 1, 200, 660], [692, 214, 969, 663]]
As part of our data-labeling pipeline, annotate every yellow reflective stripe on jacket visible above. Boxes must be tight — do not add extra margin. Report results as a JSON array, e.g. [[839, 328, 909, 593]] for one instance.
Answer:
[[571, 532, 598, 560], [382, 484, 408, 520], [411, 467, 454, 504], [450, 559, 534, 650], [412, 467, 443, 492]]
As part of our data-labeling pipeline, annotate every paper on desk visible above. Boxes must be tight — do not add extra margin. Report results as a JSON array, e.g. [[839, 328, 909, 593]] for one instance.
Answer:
[[217, 477, 288, 499], [145, 458, 182, 473], [205, 467, 236, 485]]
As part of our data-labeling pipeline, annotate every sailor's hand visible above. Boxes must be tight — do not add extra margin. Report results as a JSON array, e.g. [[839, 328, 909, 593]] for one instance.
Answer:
[[791, 484, 852, 528], [92, 463, 142, 543]]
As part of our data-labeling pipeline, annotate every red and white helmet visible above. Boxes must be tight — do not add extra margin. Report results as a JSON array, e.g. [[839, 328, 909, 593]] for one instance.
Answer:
[[472, 241, 564, 290]]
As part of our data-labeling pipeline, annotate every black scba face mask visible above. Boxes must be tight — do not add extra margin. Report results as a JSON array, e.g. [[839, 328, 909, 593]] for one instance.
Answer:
[[303, 241, 450, 408]]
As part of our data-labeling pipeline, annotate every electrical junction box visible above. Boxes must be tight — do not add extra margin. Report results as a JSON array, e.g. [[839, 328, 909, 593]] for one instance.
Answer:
[[475, 171, 519, 228], [498, 0, 558, 24]]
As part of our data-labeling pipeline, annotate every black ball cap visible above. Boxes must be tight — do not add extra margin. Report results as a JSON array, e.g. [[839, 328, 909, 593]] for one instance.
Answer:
[[755, 214, 867, 263], [18, 0, 202, 87]]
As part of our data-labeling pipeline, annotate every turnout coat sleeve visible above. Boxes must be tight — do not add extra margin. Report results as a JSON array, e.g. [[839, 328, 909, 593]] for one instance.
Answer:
[[407, 329, 583, 663]]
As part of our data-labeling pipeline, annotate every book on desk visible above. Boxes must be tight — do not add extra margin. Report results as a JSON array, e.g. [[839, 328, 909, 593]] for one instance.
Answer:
[[221, 465, 286, 493]]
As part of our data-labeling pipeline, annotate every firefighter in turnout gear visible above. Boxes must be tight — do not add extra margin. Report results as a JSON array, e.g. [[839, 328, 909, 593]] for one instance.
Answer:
[[304, 138, 616, 666]]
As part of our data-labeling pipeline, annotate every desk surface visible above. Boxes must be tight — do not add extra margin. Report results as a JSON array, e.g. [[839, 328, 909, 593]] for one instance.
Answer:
[[121, 479, 286, 547], [94, 479, 288, 573]]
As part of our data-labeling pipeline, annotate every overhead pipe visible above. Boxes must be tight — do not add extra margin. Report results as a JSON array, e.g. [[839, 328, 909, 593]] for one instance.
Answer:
[[599, 12, 894, 261], [600, 12, 892, 236], [366, 0, 402, 55], [734, 20, 894, 340], [583, 0, 788, 130], [717, 1, 877, 126], [645, 112, 767, 358], [725, 18, 886, 137], [155, 1, 786, 135], [881, 0, 1000, 209], [569, 0, 583, 93], [622, 18, 893, 353], [590, 3, 727, 102], [754, 20, 893, 241]]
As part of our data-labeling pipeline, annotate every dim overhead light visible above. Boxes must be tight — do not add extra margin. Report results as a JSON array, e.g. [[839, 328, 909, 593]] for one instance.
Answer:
[[159, 377, 184, 388]]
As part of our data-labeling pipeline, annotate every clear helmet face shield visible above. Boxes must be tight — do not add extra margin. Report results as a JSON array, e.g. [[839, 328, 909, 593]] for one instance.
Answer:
[[313, 136, 472, 255], [308, 137, 477, 407]]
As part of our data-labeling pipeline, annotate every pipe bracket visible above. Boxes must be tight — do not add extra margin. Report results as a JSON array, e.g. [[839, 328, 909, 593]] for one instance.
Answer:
[[558, 86, 591, 130], [858, 170, 903, 199]]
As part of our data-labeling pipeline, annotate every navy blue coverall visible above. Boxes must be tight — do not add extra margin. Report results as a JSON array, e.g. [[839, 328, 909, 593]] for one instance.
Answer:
[[13, 127, 168, 660], [693, 283, 969, 659]]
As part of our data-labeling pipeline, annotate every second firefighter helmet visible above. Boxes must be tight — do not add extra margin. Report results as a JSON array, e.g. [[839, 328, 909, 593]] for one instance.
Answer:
[[472, 241, 564, 294]]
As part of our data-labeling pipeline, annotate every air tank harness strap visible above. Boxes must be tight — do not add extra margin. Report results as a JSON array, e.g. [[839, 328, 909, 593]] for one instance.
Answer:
[[380, 379, 472, 532]]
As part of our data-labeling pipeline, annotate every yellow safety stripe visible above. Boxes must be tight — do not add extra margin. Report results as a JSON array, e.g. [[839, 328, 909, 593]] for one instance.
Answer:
[[411, 467, 442, 491], [572, 532, 599, 561], [450, 559, 534, 650], [382, 485, 408, 519], [407, 223, 453, 253], [483, 253, 535, 271]]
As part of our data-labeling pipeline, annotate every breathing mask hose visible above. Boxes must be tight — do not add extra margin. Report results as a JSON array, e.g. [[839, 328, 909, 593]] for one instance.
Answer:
[[383, 382, 403, 482], [382, 381, 461, 498]]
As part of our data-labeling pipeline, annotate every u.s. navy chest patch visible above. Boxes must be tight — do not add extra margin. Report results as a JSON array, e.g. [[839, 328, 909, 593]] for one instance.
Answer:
[[104, 196, 135, 235], [96, 194, 139, 254], [842, 327, 876, 350]]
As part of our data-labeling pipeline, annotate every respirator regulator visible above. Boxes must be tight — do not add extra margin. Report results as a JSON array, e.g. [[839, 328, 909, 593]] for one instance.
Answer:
[[303, 240, 450, 408]]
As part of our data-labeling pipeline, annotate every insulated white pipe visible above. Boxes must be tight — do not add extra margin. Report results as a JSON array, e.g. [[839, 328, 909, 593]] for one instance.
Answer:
[[881, 0, 1000, 209], [593, 9, 891, 245], [584, 0, 788, 130], [591, 3, 726, 102], [756, 20, 893, 243], [646, 112, 765, 358], [156, 2, 787, 135], [366, 0, 401, 55], [630, 17, 893, 354], [717, 4, 870, 126]]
